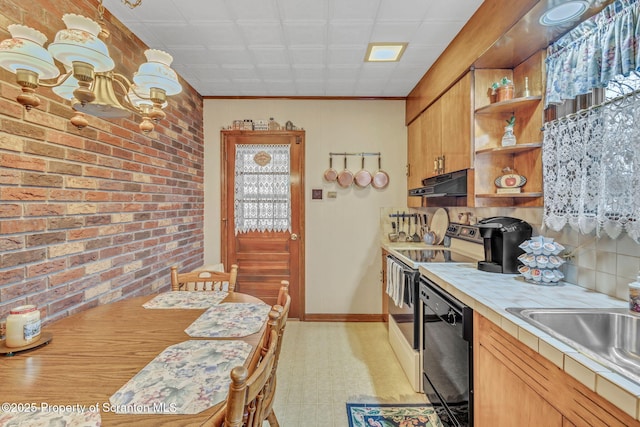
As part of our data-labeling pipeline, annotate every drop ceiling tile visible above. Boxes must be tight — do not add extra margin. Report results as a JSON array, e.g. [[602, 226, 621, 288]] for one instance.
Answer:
[[237, 21, 285, 46], [187, 22, 243, 46], [292, 65, 326, 80], [328, 21, 374, 45], [370, 21, 421, 41], [279, 0, 329, 20], [289, 47, 326, 65], [327, 46, 366, 65], [399, 45, 443, 66], [169, 0, 234, 21], [329, 0, 380, 20], [258, 65, 293, 80], [225, 0, 280, 20], [325, 80, 357, 95], [250, 47, 289, 65], [282, 21, 327, 45], [423, 0, 483, 21], [376, 0, 430, 20], [327, 65, 360, 79], [359, 63, 396, 80], [115, 0, 184, 22], [208, 48, 254, 64], [295, 80, 326, 95], [221, 65, 259, 79]]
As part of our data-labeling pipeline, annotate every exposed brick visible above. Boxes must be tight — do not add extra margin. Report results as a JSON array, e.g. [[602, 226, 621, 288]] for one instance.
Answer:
[[49, 189, 83, 201], [26, 231, 66, 247], [1, 119, 46, 140], [27, 259, 66, 278], [85, 237, 112, 250], [0, 236, 23, 251], [0, 277, 47, 301], [48, 267, 84, 287], [0, 203, 21, 217], [1, 248, 47, 268], [48, 216, 84, 230], [25, 203, 65, 216], [0, 153, 46, 171], [67, 149, 97, 163], [66, 177, 97, 190], [25, 140, 65, 159], [48, 241, 85, 258], [47, 130, 84, 149], [0, 187, 47, 201], [48, 292, 84, 313], [68, 227, 99, 240], [0, 131, 24, 152], [22, 172, 63, 187], [0, 266, 24, 286], [0, 218, 47, 234], [49, 161, 82, 176], [85, 215, 111, 226], [0, 168, 20, 185], [24, 107, 68, 131], [68, 251, 99, 267]]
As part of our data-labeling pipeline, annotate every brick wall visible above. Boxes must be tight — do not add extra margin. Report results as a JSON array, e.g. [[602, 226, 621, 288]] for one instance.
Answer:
[[0, 0, 205, 322]]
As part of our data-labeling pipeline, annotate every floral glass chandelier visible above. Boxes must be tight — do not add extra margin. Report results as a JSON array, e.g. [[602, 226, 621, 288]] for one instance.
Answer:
[[0, 0, 181, 134]]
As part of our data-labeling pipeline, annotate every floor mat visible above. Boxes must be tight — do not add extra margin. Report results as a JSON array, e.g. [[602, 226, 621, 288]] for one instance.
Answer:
[[346, 402, 443, 427]]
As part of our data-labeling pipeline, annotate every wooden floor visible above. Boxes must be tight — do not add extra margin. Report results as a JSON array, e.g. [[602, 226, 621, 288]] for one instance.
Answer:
[[269, 321, 427, 426]]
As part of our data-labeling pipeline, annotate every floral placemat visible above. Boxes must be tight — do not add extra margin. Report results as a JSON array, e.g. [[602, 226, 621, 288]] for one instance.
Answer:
[[0, 409, 101, 426], [185, 303, 272, 338], [143, 291, 228, 309], [110, 340, 252, 415]]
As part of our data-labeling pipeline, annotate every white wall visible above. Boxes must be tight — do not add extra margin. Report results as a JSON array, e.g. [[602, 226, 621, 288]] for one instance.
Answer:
[[203, 99, 407, 314]]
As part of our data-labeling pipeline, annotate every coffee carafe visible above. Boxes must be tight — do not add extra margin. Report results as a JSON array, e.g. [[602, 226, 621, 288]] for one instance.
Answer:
[[477, 216, 532, 274]]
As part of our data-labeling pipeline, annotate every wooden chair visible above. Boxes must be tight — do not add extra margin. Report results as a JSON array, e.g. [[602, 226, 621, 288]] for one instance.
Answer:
[[170, 264, 238, 292], [204, 323, 280, 427], [262, 281, 291, 427]]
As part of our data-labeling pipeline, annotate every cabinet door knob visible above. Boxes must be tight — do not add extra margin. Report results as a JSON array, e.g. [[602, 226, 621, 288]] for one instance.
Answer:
[[291, 233, 299, 241]]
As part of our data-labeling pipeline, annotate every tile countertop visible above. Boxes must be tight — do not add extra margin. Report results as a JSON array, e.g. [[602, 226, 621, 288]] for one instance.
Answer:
[[414, 260, 640, 422]]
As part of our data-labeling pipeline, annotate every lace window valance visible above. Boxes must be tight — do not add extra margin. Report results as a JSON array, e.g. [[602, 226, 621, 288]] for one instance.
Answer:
[[234, 144, 291, 235], [543, 88, 640, 242], [545, 0, 640, 108]]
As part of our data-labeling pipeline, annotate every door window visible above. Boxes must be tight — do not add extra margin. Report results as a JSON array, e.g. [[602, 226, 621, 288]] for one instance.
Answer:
[[234, 144, 291, 234]]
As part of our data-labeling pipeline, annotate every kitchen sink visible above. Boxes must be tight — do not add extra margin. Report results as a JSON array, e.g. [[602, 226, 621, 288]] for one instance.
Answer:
[[506, 307, 640, 385]]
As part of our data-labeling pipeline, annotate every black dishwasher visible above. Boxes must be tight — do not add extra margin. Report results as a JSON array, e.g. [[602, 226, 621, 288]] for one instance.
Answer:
[[420, 276, 473, 427]]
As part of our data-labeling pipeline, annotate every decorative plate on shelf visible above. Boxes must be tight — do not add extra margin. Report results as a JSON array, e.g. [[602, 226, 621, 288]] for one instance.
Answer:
[[495, 173, 527, 188]]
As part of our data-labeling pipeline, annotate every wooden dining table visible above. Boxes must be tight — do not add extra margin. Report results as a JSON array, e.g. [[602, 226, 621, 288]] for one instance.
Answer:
[[0, 292, 269, 426]]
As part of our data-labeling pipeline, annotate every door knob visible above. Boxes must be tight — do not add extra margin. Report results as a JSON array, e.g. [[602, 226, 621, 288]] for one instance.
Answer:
[[291, 233, 298, 241]]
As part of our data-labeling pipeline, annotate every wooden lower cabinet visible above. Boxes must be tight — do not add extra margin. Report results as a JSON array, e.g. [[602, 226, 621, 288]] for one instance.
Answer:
[[474, 313, 640, 427]]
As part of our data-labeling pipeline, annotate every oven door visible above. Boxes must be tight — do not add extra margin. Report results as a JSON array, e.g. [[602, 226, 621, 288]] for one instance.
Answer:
[[386, 255, 419, 349], [420, 277, 473, 427]]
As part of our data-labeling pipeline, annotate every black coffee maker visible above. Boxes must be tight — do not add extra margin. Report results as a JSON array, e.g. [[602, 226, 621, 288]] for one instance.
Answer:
[[477, 216, 532, 274]]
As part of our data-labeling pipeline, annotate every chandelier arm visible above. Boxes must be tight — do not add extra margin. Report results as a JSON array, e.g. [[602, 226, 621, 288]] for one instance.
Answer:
[[37, 70, 74, 88], [110, 72, 140, 112]]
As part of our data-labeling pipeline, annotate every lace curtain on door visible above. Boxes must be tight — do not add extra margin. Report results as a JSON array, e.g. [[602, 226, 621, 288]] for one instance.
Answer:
[[235, 144, 291, 235], [543, 0, 640, 243]]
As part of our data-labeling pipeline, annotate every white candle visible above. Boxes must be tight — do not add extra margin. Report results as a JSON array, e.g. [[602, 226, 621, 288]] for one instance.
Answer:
[[5, 305, 41, 348]]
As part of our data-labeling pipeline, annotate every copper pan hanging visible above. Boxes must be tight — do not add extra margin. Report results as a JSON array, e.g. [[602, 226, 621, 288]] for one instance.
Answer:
[[323, 155, 338, 182], [336, 156, 354, 188], [354, 155, 372, 188], [371, 155, 389, 189]]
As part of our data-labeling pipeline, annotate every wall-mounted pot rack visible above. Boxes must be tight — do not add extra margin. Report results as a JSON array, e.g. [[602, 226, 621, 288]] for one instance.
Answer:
[[329, 152, 381, 157]]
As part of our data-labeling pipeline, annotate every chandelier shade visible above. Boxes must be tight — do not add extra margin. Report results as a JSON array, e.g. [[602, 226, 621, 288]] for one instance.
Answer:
[[0, 5, 182, 135], [0, 25, 60, 80], [133, 49, 181, 96], [47, 14, 114, 73]]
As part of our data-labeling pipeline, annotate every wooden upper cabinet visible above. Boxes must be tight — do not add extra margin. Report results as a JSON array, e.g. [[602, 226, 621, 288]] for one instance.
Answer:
[[407, 117, 423, 208], [421, 97, 441, 179], [440, 72, 472, 175]]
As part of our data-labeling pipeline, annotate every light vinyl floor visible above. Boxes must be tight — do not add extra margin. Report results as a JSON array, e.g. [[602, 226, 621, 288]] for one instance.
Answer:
[[269, 321, 427, 427]]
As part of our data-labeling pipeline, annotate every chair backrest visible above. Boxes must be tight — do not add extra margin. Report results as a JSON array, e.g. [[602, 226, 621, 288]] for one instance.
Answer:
[[223, 328, 279, 427], [170, 264, 238, 292]]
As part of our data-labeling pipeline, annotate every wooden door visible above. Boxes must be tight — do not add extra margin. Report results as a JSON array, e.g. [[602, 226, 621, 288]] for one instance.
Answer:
[[441, 72, 472, 174], [221, 130, 305, 319]]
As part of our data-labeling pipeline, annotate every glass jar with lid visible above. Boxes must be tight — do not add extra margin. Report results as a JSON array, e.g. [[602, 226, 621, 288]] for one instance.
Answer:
[[6, 304, 41, 348]]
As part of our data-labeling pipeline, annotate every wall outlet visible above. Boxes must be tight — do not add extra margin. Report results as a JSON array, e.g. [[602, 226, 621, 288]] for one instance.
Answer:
[[327, 191, 337, 199]]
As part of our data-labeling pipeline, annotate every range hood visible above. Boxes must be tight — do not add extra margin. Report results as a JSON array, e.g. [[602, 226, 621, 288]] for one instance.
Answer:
[[408, 169, 467, 198]]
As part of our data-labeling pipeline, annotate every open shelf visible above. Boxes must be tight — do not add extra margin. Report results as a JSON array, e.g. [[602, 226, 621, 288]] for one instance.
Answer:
[[475, 96, 542, 114], [475, 142, 542, 155]]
